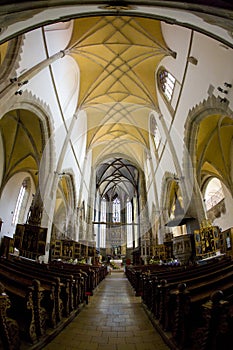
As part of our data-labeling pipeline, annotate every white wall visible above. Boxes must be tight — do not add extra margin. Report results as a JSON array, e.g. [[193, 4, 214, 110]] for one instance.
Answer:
[[0, 173, 35, 239], [153, 22, 233, 217], [44, 21, 73, 56]]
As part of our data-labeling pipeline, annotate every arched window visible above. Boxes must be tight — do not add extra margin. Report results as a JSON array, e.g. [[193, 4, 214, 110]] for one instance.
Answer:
[[100, 197, 106, 248], [133, 196, 139, 247], [112, 197, 121, 223], [204, 178, 224, 211], [12, 177, 31, 225], [126, 198, 133, 248], [157, 67, 175, 102]]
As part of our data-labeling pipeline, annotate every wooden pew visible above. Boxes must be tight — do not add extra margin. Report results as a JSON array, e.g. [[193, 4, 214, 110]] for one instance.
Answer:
[[0, 281, 20, 350], [138, 257, 233, 350], [4, 256, 83, 316], [0, 254, 107, 349], [0, 255, 107, 350], [45, 261, 90, 303], [0, 267, 46, 344], [6, 255, 106, 309], [142, 257, 233, 323], [0, 257, 65, 326], [138, 255, 231, 302], [48, 260, 107, 297]]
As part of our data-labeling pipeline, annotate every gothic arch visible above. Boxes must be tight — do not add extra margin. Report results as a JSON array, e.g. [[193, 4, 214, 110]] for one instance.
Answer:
[[4, 90, 56, 177], [53, 170, 77, 241], [0, 91, 56, 233], [184, 95, 233, 193]]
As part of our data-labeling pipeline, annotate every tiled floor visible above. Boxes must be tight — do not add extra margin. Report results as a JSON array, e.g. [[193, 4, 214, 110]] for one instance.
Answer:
[[43, 271, 170, 350]]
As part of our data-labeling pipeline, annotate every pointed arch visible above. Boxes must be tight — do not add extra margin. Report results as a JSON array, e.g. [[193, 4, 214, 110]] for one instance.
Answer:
[[183, 95, 233, 224]]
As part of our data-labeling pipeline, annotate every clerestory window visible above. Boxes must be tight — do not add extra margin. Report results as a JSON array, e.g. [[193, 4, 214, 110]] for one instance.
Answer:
[[157, 67, 175, 102]]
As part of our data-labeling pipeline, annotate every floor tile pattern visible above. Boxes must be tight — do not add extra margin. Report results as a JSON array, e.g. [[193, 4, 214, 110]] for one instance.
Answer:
[[43, 271, 170, 350]]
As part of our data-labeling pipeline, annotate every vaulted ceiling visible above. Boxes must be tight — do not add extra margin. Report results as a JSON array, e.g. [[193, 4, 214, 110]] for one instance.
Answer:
[[197, 115, 233, 191], [0, 1, 233, 202], [0, 109, 43, 191], [67, 16, 171, 166], [96, 158, 138, 199]]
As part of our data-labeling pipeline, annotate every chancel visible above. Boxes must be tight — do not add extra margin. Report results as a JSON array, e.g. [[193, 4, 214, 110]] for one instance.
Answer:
[[0, 1, 233, 350]]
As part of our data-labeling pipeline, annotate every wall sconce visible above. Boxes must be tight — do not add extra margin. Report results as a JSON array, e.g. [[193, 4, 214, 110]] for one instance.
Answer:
[[15, 90, 23, 95], [217, 82, 232, 102], [10, 77, 17, 83], [10, 77, 29, 86], [11, 77, 29, 95], [219, 97, 227, 103], [18, 80, 28, 87], [217, 87, 228, 94]]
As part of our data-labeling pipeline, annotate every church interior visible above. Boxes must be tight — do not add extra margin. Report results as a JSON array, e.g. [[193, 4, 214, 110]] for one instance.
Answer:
[[0, 1, 233, 349]]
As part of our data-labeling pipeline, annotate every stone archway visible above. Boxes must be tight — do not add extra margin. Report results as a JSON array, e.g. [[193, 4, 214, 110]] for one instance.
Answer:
[[183, 95, 233, 223]]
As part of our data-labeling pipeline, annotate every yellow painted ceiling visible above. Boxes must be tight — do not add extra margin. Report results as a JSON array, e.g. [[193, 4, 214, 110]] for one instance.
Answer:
[[67, 16, 170, 164], [0, 16, 170, 201], [196, 115, 233, 189], [0, 41, 8, 65], [0, 109, 43, 189]]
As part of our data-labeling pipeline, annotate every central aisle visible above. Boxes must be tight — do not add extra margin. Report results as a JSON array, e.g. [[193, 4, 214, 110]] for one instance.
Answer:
[[44, 271, 170, 350]]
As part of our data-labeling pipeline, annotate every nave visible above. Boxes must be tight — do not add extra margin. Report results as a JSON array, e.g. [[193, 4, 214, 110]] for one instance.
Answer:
[[43, 271, 169, 350]]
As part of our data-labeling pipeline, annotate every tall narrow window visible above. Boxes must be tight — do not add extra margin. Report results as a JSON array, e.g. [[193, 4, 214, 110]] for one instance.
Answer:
[[100, 197, 106, 248], [133, 196, 138, 248], [112, 197, 121, 223], [127, 198, 133, 248], [157, 67, 175, 102], [12, 178, 30, 225]]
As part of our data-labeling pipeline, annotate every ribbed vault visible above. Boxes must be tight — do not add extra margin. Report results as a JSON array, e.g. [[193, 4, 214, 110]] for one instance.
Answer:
[[96, 158, 138, 199], [67, 16, 171, 165], [0, 109, 43, 191], [196, 115, 233, 191]]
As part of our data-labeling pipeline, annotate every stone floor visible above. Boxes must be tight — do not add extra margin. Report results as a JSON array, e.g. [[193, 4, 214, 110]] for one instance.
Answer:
[[43, 271, 170, 350]]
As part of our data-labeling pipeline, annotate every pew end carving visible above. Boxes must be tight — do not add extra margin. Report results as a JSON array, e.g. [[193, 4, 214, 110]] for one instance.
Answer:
[[0, 282, 20, 350]]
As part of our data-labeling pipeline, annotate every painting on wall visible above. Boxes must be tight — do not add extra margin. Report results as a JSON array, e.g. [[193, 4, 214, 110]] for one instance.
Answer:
[[13, 224, 47, 255]]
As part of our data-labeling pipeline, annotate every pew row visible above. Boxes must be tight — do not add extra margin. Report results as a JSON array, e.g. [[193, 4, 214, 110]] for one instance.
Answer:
[[0, 256, 107, 349], [126, 257, 233, 350]]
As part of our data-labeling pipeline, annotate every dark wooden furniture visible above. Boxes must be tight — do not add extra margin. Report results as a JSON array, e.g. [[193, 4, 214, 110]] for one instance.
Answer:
[[0, 255, 107, 349], [126, 256, 233, 350]]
